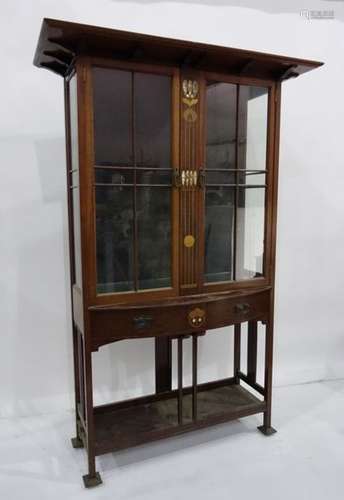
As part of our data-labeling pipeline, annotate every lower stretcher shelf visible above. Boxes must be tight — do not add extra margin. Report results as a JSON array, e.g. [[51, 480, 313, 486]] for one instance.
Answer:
[[94, 381, 266, 455]]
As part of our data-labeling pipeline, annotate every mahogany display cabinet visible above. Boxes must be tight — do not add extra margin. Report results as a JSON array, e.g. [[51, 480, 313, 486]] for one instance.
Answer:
[[34, 18, 322, 487]]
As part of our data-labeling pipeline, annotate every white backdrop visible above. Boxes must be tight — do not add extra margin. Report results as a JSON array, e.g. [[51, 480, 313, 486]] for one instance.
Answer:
[[1, 0, 343, 418]]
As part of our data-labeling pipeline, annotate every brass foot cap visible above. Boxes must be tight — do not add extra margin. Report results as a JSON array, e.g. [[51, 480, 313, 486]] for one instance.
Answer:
[[83, 472, 103, 488], [257, 425, 277, 436]]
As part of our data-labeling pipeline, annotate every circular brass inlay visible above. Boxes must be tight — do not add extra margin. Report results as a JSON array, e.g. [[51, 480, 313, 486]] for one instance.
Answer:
[[184, 234, 195, 248]]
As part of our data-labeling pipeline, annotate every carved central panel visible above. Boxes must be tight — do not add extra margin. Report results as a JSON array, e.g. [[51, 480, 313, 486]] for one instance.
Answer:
[[180, 75, 201, 291]]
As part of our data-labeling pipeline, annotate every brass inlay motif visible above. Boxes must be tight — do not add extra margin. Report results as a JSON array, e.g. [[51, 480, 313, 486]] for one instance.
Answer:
[[182, 79, 198, 101], [183, 108, 197, 122], [180, 169, 198, 188], [181, 78, 199, 288], [182, 79, 198, 122], [184, 234, 195, 248], [188, 307, 205, 328]]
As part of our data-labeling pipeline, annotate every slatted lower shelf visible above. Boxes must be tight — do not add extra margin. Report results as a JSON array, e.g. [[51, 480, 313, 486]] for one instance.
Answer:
[[94, 382, 266, 455]]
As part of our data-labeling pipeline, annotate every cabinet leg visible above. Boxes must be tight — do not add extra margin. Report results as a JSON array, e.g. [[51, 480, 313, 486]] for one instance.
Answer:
[[81, 428, 102, 487], [82, 347, 102, 488], [234, 324, 241, 383], [258, 422, 277, 436], [71, 436, 84, 448], [155, 337, 172, 393], [258, 319, 277, 436], [83, 471, 103, 488], [72, 326, 83, 445], [258, 407, 277, 435]]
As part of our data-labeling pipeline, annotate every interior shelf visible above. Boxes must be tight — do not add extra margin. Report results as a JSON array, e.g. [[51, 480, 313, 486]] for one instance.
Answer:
[[94, 381, 266, 455]]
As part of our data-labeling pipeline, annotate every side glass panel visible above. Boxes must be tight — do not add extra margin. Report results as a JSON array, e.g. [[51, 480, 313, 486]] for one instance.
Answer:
[[69, 74, 82, 288], [205, 81, 268, 284], [92, 67, 172, 294]]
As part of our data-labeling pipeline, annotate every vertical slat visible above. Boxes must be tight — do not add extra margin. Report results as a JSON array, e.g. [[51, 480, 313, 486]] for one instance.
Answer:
[[178, 336, 183, 425], [192, 335, 198, 420], [247, 320, 258, 383], [234, 323, 241, 383], [155, 337, 172, 393]]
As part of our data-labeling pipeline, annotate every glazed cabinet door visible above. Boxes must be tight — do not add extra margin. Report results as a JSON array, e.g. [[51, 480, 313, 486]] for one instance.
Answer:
[[178, 72, 272, 294], [89, 62, 179, 302], [203, 77, 271, 290]]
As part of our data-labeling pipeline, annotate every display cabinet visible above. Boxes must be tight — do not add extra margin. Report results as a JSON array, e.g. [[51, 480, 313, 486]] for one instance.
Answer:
[[34, 18, 322, 487]]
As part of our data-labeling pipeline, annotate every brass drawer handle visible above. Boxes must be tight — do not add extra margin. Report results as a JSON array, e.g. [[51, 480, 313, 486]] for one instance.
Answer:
[[133, 316, 153, 330], [188, 307, 205, 328], [234, 303, 250, 314]]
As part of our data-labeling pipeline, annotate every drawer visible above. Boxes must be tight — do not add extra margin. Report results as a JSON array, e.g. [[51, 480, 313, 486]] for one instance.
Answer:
[[89, 288, 271, 349], [206, 290, 270, 330]]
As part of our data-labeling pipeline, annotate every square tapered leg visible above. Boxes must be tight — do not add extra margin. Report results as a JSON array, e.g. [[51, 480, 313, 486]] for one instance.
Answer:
[[258, 425, 277, 436], [82, 472, 102, 488]]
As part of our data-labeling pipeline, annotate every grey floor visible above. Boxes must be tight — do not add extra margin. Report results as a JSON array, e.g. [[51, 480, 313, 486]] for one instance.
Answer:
[[1, 379, 344, 499]]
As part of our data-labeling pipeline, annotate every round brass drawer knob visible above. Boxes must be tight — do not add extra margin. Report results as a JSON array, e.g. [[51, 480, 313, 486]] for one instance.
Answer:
[[188, 307, 205, 328]]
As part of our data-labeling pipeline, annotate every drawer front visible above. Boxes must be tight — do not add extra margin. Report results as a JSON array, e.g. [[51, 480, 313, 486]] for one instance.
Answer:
[[205, 290, 270, 330], [90, 289, 271, 349], [90, 304, 191, 347]]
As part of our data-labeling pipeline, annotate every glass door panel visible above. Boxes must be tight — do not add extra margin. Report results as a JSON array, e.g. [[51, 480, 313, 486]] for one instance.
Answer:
[[236, 187, 265, 280], [206, 82, 237, 170], [95, 185, 134, 293], [92, 66, 173, 295], [205, 187, 235, 283], [134, 72, 172, 290], [134, 72, 171, 168], [137, 187, 171, 290], [93, 68, 132, 166], [238, 86, 268, 173], [204, 79, 269, 285], [205, 82, 237, 283]]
